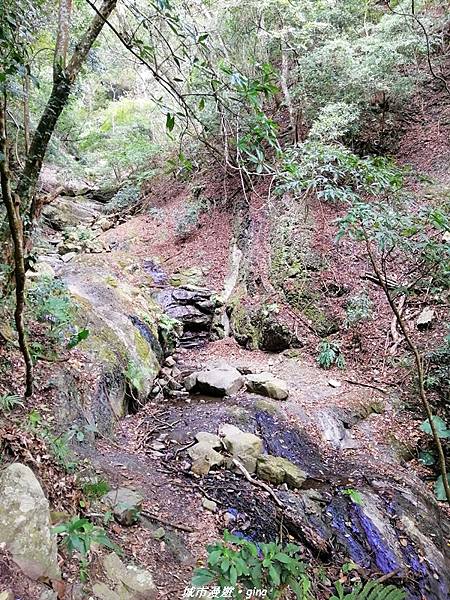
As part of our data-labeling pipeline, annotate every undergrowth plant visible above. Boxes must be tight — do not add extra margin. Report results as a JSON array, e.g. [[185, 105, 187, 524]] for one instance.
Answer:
[[338, 199, 450, 503], [0, 393, 23, 413], [277, 142, 403, 204], [53, 516, 121, 581], [192, 531, 311, 599], [193, 532, 406, 599], [317, 340, 345, 370]]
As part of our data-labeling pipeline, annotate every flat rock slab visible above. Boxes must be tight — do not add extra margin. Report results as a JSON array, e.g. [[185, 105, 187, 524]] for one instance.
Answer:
[[0, 463, 60, 581], [246, 372, 289, 400]]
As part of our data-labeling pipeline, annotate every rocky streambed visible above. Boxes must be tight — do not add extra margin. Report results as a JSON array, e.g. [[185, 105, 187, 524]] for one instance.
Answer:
[[1, 189, 448, 600]]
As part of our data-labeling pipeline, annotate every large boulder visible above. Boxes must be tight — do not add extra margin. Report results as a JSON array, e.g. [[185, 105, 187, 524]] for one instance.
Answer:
[[219, 424, 263, 474], [188, 364, 245, 396], [246, 372, 289, 400], [0, 463, 60, 581]]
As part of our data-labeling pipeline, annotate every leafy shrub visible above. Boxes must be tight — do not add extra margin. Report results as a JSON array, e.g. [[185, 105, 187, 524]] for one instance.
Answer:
[[192, 531, 310, 599], [277, 142, 403, 203], [344, 294, 373, 328], [193, 532, 406, 599], [27, 275, 76, 343], [317, 340, 345, 369], [0, 393, 23, 413], [308, 102, 360, 143], [82, 478, 110, 500], [105, 185, 140, 214]]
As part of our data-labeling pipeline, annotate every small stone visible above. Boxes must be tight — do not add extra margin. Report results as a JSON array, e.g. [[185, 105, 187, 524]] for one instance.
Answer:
[[417, 307, 435, 329], [202, 498, 218, 512], [102, 553, 156, 597], [328, 379, 342, 388], [188, 442, 224, 475], [165, 356, 176, 367], [0, 592, 14, 600], [151, 527, 165, 539], [171, 366, 182, 378], [256, 455, 307, 489], [220, 424, 263, 474], [103, 488, 143, 526], [92, 583, 121, 600], [60, 251, 77, 263], [184, 372, 198, 391]]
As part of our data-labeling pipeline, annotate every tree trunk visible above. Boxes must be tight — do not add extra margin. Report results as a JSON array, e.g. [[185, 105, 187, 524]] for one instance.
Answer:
[[23, 67, 31, 155], [365, 236, 450, 504], [0, 98, 33, 397], [17, 0, 117, 230]]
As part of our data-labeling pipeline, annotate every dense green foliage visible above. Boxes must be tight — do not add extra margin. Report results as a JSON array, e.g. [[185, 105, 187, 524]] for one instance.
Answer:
[[192, 531, 406, 599]]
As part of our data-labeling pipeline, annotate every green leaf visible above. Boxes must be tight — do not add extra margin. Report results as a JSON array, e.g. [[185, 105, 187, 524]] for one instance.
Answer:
[[274, 552, 292, 564], [67, 328, 90, 350], [434, 475, 450, 502], [268, 563, 280, 586], [418, 450, 435, 466], [191, 568, 215, 586], [229, 564, 237, 585], [420, 416, 450, 439], [166, 113, 175, 132]]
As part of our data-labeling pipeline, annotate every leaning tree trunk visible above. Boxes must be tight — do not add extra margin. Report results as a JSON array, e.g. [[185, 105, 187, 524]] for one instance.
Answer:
[[0, 99, 34, 396], [0, 0, 117, 396], [18, 0, 118, 233]]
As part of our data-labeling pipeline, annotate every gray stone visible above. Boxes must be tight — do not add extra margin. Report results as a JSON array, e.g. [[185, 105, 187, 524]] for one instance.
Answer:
[[220, 423, 263, 474], [195, 366, 245, 396], [256, 455, 307, 489], [103, 488, 143, 526], [246, 372, 289, 400], [151, 527, 165, 539], [0, 592, 14, 600], [0, 463, 60, 581], [202, 498, 218, 512], [164, 356, 176, 367], [104, 553, 156, 597], [188, 441, 224, 475], [184, 372, 198, 391], [195, 431, 222, 448], [94, 553, 156, 600], [417, 307, 435, 329]]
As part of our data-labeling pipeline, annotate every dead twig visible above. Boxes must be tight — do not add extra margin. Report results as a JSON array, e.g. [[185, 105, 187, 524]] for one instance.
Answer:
[[232, 458, 284, 509], [141, 510, 194, 533], [343, 379, 388, 394]]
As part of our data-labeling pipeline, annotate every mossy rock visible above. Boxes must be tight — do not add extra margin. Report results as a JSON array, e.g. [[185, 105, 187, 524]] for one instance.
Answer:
[[52, 253, 164, 432]]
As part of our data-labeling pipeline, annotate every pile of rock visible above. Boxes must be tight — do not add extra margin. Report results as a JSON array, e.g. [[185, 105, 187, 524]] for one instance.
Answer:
[[150, 353, 190, 402], [154, 286, 219, 348], [187, 424, 306, 490]]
